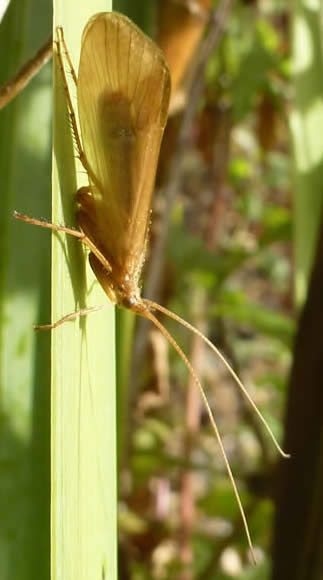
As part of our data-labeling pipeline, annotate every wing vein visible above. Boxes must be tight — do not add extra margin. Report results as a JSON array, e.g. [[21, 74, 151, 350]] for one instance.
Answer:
[[104, 19, 113, 91], [126, 23, 132, 99], [116, 16, 120, 91], [132, 37, 144, 105]]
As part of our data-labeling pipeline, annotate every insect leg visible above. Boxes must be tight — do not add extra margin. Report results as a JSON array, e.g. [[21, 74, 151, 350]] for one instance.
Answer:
[[14, 209, 113, 274], [13, 211, 85, 239], [55, 27, 98, 186], [34, 303, 109, 331], [56, 26, 77, 86], [55, 27, 83, 160], [14, 209, 115, 326]]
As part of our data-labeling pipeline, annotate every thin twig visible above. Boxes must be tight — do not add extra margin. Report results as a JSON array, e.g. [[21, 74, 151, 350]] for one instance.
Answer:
[[0, 36, 52, 110]]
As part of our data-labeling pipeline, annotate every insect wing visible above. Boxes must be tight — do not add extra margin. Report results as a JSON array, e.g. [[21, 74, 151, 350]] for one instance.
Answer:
[[77, 12, 170, 290]]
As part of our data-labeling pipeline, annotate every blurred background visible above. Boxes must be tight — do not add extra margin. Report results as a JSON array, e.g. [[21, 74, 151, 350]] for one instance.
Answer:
[[1, 0, 323, 579]]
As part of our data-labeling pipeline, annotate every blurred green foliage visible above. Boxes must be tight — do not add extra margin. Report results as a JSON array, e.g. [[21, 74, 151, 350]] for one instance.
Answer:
[[117, 1, 296, 579], [0, 1, 51, 579]]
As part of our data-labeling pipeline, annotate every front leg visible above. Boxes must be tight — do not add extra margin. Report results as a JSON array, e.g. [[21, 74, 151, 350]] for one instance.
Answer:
[[14, 203, 115, 330], [14, 186, 113, 277], [14, 210, 85, 240]]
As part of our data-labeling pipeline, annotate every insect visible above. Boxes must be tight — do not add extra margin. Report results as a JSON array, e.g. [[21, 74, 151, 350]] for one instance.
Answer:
[[14, 12, 289, 562]]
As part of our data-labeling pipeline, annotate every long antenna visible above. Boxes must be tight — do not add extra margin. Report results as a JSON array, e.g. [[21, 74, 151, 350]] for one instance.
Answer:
[[144, 299, 290, 459], [143, 308, 257, 565]]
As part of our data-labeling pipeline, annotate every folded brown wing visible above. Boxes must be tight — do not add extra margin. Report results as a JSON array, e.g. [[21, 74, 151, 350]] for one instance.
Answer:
[[77, 12, 170, 291]]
